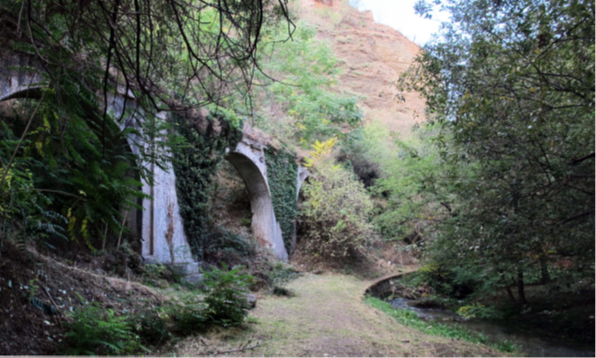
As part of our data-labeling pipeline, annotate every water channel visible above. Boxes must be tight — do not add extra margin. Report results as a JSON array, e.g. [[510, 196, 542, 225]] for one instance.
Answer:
[[389, 297, 595, 357]]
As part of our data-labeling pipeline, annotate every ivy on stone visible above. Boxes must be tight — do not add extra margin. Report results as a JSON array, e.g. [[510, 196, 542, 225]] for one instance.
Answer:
[[264, 147, 299, 255], [171, 110, 242, 261]]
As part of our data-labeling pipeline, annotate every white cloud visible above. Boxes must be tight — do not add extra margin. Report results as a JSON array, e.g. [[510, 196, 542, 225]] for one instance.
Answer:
[[349, 0, 448, 46]]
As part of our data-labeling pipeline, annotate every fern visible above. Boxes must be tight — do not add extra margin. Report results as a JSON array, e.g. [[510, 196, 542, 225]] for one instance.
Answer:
[[63, 303, 147, 355]]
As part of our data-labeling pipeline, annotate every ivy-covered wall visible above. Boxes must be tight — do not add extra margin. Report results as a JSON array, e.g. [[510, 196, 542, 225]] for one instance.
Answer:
[[171, 109, 242, 261], [264, 147, 299, 254]]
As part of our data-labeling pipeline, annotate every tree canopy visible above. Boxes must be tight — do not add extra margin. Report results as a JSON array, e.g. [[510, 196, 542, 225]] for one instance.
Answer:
[[1, 0, 294, 110], [393, 0, 594, 300]]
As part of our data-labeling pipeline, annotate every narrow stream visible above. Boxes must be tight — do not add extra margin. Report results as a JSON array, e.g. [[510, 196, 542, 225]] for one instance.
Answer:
[[390, 297, 595, 357]]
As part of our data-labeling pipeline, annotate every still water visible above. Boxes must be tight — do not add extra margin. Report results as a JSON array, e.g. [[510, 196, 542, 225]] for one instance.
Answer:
[[390, 297, 595, 357]]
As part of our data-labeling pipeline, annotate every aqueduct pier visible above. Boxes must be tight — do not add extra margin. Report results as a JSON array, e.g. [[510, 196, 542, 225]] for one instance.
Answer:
[[1, 51, 307, 278]]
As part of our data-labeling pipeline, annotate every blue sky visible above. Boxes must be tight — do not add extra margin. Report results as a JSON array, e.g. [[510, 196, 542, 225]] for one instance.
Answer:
[[348, 0, 448, 46]]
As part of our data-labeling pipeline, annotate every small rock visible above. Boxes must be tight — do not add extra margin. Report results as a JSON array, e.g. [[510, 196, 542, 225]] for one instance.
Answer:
[[95, 268, 106, 275], [243, 293, 257, 309]]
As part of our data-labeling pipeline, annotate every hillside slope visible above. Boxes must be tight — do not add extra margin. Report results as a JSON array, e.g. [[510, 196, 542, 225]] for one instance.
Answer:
[[298, 0, 426, 138]]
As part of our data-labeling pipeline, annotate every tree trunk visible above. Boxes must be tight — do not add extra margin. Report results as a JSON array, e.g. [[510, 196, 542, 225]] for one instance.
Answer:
[[517, 269, 527, 306], [505, 285, 517, 306], [540, 255, 551, 284]]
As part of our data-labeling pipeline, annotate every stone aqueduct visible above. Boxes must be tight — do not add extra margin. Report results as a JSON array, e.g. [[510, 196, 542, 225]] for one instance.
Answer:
[[1, 52, 307, 275]]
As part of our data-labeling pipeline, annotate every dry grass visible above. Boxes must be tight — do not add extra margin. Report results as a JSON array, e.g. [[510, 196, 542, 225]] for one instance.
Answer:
[[170, 274, 503, 357]]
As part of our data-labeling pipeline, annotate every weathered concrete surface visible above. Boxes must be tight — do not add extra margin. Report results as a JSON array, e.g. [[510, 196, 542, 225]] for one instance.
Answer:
[[140, 155, 194, 264], [0, 52, 43, 101], [106, 95, 195, 266], [297, 166, 309, 198]]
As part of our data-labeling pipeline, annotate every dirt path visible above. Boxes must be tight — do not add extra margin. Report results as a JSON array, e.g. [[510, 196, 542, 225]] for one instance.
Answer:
[[172, 274, 501, 357]]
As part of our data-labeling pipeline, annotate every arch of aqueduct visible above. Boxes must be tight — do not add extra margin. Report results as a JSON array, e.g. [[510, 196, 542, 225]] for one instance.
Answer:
[[1, 51, 308, 277]]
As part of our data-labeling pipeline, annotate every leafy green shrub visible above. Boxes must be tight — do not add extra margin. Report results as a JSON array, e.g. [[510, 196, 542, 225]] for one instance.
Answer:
[[131, 307, 171, 346], [300, 160, 376, 260], [457, 303, 504, 320], [268, 261, 300, 287], [202, 263, 254, 327], [144, 263, 168, 278], [0, 91, 152, 253], [417, 263, 481, 299], [272, 286, 295, 297], [63, 303, 147, 355], [168, 294, 209, 335], [203, 229, 256, 267]]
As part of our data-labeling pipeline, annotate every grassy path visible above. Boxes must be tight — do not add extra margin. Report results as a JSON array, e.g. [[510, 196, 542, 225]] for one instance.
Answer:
[[172, 273, 502, 357]]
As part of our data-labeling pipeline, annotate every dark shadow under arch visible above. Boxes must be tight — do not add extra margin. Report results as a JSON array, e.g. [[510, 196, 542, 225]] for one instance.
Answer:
[[224, 151, 283, 257], [0, 87, 43, 102]]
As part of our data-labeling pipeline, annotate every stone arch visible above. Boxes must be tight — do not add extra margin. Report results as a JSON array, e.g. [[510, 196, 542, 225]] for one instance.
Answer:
[[1, 54, 301, 268], [0, 53, 44, 102], [0, 75, 147, 252], [225, 139, 288, 261], [0, 86, 43, 102], [297, 166, 310, 199], [0, 56, 199, 277]]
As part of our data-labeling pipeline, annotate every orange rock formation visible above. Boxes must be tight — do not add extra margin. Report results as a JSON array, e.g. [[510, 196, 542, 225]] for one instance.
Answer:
[[299, 0, 427, 137]]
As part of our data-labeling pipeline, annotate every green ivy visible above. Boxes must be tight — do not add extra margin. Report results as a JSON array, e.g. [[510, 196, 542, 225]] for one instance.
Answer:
[[171, 110, 242, 261], [264, 147, 298, 254]]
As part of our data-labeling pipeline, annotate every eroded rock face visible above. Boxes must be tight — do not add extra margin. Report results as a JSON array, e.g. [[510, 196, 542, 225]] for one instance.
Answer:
[[314, 0, 339, 7], [299, 0, 426, 138]]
